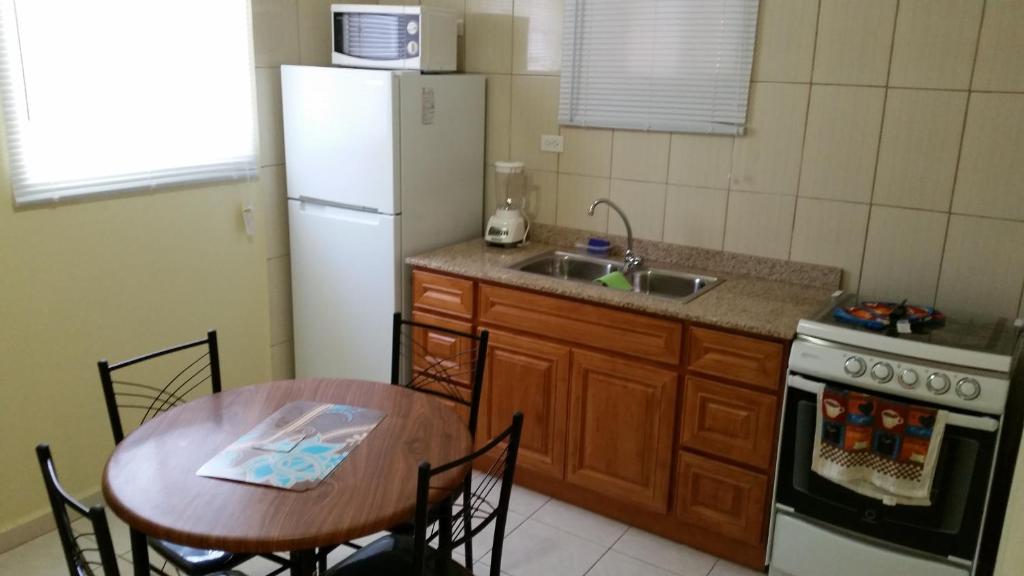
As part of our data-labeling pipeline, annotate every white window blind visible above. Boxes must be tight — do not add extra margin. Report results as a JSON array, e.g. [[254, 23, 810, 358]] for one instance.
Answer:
[[0, 0, 258, 206], [559, 0, 759, 135]]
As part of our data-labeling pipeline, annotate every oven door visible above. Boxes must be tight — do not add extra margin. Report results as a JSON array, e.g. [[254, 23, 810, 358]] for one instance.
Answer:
[[775, 373, 998, 563]]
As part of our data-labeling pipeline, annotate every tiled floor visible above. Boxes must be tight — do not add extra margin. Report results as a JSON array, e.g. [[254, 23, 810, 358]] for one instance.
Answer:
[[0, 481, 762, 576]]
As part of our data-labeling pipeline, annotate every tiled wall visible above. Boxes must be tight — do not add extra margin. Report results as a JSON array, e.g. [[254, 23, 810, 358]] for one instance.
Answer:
[[252, 0, 354, 379], [465, 0, 1023, 319]]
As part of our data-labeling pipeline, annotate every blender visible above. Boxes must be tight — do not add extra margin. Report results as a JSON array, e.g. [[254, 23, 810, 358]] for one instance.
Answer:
[[484, 161, 529, 247]]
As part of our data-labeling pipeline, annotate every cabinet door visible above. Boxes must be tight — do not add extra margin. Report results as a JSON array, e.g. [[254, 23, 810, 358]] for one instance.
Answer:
[[479, 330, 571, 480], [567, 350, 678, 512], [410, 311, 474, 389], [681, 376, 778, 470], [674, 451, 767, 546]]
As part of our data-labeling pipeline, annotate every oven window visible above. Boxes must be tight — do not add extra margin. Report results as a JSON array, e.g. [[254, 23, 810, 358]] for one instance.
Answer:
[[776, 381, 995, 561]]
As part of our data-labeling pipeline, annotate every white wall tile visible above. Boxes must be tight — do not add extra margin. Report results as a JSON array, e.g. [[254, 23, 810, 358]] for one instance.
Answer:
[[730, 83, 810, 195], [256, 68, 285, 167], [889, 0, 983, 90], [556, 174, 609, 232], [267, 256, 293, 346], [752, 0, 819, 83], [663, 186, 728, 250], [799, 85, 885, 204], [559, 127, 613, 177], [297, 0, 337, 66], [668, 134, 733, 190], [973, 0, 1024, 92], [790, 198, 870, 291], [612, 131, 671, 183], [813, 0, 898, 86], [260, 165, 290, 259], [509, 75, 561, 172], [608, 180, 666, 241], [859, 206, 947, 304], [936, 216, 1024, 318], [952, 93, 1024, 221], [524, 169, 558, 225], [723, 191, 796, 259], [253, 0, 300, 67], [513, 0, 563, 75], [874, 89, 967, 211], [485, 74, 512, 165], [466, 0, 514, 74]]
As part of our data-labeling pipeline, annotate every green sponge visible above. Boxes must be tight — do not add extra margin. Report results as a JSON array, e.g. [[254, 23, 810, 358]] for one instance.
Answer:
[[594, 271, 632, 291]]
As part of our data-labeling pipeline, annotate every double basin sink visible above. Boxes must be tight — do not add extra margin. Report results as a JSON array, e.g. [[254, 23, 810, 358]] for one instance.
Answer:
[[512, 250, 721, 303]]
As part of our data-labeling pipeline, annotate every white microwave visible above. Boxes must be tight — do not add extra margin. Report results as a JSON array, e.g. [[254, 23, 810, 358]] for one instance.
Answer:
[[331, 4, 458, 72]]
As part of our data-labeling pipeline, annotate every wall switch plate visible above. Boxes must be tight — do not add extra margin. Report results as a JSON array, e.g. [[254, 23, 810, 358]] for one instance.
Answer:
[[540, 134, 564, 153]]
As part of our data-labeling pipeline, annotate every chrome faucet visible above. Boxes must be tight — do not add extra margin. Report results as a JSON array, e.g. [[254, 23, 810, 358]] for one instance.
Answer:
[[587, 198, 643, 274]]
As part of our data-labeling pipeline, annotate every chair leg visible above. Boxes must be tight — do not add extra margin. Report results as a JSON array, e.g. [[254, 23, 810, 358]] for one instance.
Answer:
[[290, 549, 317, 576], [129, 528, 150, 576]]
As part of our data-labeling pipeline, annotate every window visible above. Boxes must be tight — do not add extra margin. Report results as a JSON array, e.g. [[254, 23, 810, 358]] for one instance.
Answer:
[[0, 0, 258, 206], [559, 0, 759, 135]]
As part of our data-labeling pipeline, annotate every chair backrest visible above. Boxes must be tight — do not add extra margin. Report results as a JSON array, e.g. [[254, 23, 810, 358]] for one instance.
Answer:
[[390, 312, 489, 438], [412, 412, 523, 576], [98, 330, 221, 444], [36, 444, 121, 576]]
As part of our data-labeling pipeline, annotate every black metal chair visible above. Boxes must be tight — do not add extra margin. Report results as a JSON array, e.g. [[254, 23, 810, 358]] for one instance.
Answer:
[[324, 412, 524, 576], [37, 444, 122, 576], [390, 312, 489, 440], [97, 331, 288, 576]]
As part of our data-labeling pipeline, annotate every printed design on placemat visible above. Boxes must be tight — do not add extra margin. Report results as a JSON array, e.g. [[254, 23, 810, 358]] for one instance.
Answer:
[[197, 402, 386, 491], [812, 386, 945, 506]]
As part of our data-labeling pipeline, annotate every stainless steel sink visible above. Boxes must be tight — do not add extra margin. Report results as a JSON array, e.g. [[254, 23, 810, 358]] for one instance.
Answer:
[[513, 251, 721, 302]]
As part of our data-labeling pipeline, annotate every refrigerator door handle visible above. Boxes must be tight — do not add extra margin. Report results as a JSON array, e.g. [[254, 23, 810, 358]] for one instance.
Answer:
[[297, 195, 381, 215]]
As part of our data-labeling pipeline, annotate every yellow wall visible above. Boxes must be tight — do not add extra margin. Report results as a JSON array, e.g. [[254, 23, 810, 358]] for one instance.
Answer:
[[0, 174, 273, 533]]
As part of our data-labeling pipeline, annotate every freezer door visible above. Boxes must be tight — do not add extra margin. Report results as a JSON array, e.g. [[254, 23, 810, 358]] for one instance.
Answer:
[[289, 199, 400, 381], [281, 66, 400, 214]]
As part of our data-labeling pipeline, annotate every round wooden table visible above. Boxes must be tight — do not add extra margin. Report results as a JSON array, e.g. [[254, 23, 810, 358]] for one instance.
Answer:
[[102, 379, 473, 576]]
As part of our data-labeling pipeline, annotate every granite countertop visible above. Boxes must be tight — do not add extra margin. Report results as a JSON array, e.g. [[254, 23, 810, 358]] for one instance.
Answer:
[[407, 229, 841, 341]]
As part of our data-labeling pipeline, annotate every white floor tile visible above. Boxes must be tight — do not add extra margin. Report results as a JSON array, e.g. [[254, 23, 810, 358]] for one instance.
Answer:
[[709, 559, 763, 576], [482, 519, 607, 576], [613, 528, 717, 576], [473, 472, 551, 517], [532, 500, 628, 547], [453, 509, 528, 563], [0, 531, 75, 576], [586, 550, 679, 576]]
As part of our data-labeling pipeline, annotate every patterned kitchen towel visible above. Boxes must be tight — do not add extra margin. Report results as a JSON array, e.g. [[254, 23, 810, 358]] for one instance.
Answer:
[[811, 386, 946, 506], [197, 401, 386, 491]]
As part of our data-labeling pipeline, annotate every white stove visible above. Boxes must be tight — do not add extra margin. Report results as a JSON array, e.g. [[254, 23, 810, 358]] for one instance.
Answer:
[[769, 293, 1024, 576]]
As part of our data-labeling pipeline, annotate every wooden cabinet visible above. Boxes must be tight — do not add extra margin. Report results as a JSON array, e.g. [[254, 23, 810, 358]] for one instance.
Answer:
[[411, 268, 789, 570], [674, 451, 768, 546], [410, 311, 474, 388], [566, 350, 678, 512], [413, 270, 475, 319], [686, 326, 784, 391], [478, 330, 570, 480], [681, 376, 778, 470]]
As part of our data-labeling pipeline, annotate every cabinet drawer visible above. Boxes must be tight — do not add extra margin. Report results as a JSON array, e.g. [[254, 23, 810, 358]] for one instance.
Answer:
[[410, 312, 475, 388], [674, 451, 768, 546], [413, 270, 475, 319], [681, 377, 778, 470], [686, 326, 784, 391], [567, 350, 678, 513], [478, 283, 682, 364]]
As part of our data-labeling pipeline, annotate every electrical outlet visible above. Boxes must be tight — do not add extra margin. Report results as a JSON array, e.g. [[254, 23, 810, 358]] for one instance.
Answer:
[[540, 134, 564, 153]]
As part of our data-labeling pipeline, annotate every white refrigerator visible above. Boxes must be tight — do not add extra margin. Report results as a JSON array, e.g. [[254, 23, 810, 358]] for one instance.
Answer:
[[281, 65, 484, 381]]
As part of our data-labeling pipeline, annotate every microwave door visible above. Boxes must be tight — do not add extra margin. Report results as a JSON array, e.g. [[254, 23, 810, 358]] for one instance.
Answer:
[[333, 12, 419, 69]]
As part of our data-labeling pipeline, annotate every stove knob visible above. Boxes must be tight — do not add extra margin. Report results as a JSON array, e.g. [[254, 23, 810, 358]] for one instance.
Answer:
[[898, 368, 920, 389], [844, 356, 867, 378], [956, 377, 981, 401], [871, 362, 894, 383], [927, 373, 951, 395]]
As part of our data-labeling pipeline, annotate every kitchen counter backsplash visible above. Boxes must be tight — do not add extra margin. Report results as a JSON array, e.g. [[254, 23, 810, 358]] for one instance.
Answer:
[[408, 225, 842, 340]]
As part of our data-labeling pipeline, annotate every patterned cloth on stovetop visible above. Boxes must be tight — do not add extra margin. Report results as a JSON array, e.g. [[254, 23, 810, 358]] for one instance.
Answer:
[[811, 386, 947, 506]]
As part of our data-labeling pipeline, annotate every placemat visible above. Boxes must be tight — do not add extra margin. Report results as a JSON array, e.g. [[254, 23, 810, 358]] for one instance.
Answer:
[[197, 401, 386, 491]]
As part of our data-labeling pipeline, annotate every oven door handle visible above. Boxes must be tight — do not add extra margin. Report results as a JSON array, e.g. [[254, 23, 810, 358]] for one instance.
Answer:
[[788, 373, 1000, 432]]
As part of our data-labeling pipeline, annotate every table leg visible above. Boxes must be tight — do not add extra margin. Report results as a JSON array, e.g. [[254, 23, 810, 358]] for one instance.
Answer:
[[291, 549, 317, 576], [129, 528, 149, 576]]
